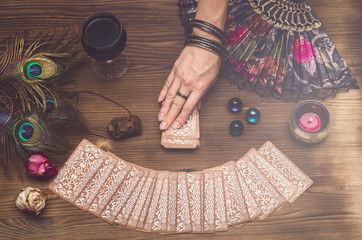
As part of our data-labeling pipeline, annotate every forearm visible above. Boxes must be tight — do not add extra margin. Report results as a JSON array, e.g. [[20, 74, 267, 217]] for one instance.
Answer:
[[195, 0, 228, 31]]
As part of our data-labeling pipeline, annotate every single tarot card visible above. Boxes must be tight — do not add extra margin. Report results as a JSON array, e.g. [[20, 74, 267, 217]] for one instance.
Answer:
[[247, 149, 299, 203], [202, 169, 215, 233], [186, 171, 203, 233], [151, 172, 170, 233], [235, 154, 286, 220], [143, 171, 169, 232], [213, 170, 228, 232], [211, 161, 250, 226], [126, 171, 157, 229], [234, 167, 263, 221], [115, 171, 149, 226], [176, 172, 192, 233], [73, 153, 119, 211], [258, 141, 313, 203], [88, 152, 132, 216], [100, 162, 144, 223], [166, 172, 178, 233], [48, 139, 107, 203], [162, 108, 200, 140]]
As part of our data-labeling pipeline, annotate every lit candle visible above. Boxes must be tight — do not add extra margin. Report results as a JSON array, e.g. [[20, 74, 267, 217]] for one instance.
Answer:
[[289, 100, 331, 143], [299, 112, 321, 132]]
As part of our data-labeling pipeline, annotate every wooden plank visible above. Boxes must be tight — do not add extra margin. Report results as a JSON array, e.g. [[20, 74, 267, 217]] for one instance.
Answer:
[[0, 0, 361, 239]]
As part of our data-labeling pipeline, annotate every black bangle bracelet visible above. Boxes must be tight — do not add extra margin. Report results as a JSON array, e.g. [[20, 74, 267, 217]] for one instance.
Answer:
[[184, 39, 227, 60], [185, 34, 227, 58], [186, 19, 227, 45]]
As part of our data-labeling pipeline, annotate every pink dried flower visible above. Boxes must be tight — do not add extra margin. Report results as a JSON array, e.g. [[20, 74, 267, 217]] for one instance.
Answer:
[[27, 154, 57, 180]]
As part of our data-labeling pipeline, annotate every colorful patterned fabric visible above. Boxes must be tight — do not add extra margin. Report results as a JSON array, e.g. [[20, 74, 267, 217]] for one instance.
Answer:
[[179, 0, 359, 99]]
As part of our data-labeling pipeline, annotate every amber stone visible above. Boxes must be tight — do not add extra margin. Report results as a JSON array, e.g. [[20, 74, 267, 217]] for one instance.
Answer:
[[106, 116, 142, 140]]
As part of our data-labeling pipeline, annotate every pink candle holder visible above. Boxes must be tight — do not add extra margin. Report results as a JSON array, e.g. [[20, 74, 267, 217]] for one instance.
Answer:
[[289, 100, 331, 143]]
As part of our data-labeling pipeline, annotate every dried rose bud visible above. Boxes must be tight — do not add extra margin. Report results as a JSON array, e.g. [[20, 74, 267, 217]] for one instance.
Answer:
[[27, 154, 57, 180], [15, 187, 47, 215]]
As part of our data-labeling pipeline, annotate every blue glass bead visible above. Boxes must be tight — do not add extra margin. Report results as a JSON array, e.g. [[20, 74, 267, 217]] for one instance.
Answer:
[[246, 108, 260, 124], [229, 120, 244, 136], [228, 97, 242, 113]]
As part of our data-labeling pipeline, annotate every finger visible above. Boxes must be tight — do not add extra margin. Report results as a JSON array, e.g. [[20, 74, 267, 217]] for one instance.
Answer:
[[172, 92, 201, 129], [158, 78, 181, 122], [159, 88, 190, 130], [158, 69, 175, 103]]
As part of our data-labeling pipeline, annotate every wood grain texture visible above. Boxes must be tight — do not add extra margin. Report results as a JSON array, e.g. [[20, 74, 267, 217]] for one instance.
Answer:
[[0, 0, 361, 239]]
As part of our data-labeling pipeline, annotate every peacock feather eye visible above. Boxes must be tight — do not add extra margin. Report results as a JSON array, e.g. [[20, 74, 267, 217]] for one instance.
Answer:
[[23, 56, 57, 81], [45, 100, 56, 116], [14, 119, 44, 145], [18, 122, 34, 142], [26, 62, 43, 79]]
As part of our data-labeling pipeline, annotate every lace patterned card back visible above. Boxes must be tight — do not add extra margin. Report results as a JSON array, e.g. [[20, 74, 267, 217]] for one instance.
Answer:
[[126, 171, 157, 229], [213, 170, 228, 232], [202, 170, 215, 233], [258, 141, 313, 203], [235, 154, 287, 220], [88, 153, 131, 217], [234, 168, 263, 221], [247, 149, 299, 202], [73, 152, 118, 211], [115, 171, 149, 226], [176, 172, 192, 233], [166, 172, 178, 233], [151, 172, 170, 233], [49, 139, 313, 235], [143, 171, 169, 232], [212, 161, 250, 226], [186, 172, 203, 233], [49, 139, 108, 203], [161, 108, 200, 149], [100, 157, 144, 223]]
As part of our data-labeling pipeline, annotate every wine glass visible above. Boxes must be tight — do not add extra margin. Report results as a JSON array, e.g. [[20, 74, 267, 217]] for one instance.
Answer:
[[81, 12, 129, 80]]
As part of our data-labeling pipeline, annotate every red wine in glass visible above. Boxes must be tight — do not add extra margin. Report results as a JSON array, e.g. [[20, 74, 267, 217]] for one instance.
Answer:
[[81, 12, 129, 79]]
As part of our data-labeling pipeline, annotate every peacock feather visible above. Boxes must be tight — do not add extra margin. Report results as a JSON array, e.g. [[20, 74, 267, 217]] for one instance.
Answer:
[[0, 29, 86, 177]]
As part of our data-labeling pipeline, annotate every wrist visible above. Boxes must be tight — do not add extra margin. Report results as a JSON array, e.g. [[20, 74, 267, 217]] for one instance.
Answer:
[[192, 28, 222, 43]]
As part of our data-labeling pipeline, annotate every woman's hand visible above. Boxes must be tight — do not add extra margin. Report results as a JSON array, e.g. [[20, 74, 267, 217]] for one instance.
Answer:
[[158, 45, 222, 130]]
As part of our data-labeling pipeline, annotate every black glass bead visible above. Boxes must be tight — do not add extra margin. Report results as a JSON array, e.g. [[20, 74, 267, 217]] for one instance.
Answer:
[[229, 120, 244, 136], [246, 108, 260, 124], [228, 97, 242, 113]]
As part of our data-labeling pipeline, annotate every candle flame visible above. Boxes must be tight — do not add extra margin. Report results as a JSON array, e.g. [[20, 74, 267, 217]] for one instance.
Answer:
[[308, 118, 313, 124]]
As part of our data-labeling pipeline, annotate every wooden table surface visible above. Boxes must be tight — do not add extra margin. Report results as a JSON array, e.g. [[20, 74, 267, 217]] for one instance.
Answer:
[[0, 0, 361, 239]]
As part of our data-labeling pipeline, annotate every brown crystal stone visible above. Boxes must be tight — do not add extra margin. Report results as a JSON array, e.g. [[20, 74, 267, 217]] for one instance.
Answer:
[[106, 116, 141, 140]]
